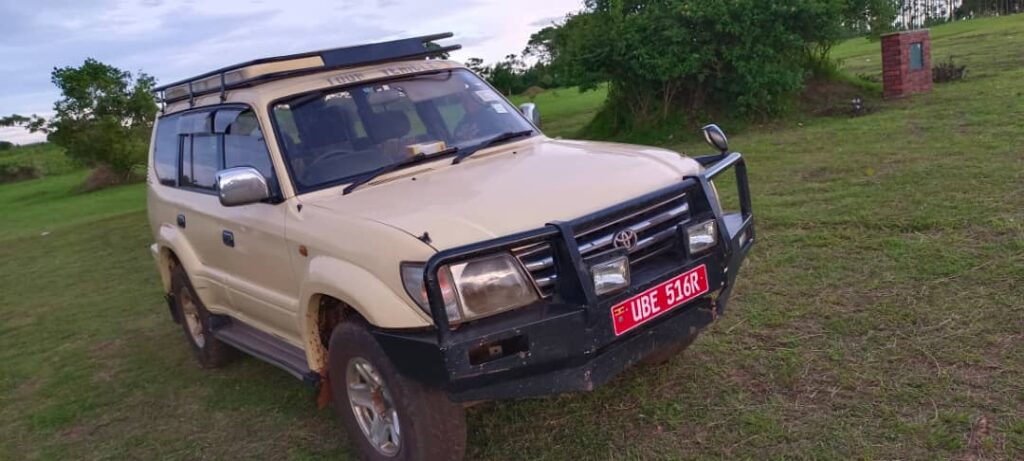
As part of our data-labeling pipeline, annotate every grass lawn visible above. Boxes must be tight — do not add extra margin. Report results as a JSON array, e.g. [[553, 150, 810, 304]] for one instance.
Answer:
[[2, 15, 1023, 460]]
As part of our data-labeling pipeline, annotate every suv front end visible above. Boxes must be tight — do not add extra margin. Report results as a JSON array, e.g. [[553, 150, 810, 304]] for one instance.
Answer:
[[375, 150, 754, 401]]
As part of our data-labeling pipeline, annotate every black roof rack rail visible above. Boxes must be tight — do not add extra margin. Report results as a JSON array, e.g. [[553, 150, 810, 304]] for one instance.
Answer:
[[153, 32, 460, 105]]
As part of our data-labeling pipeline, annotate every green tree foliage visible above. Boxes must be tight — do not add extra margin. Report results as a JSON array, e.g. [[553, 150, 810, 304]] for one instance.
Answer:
[[0, 141, 13, 151], [957, 0, 1023, 16], [552, 0, 843, 127], [842, 0, 899, 36], [2, 59, 157, 176]]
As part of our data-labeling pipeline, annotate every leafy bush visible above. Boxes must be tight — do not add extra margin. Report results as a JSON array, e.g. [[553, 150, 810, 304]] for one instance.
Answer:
[[550, 0, 849, 132], [0, 164, 40, 183], [933, 56, 967, 83], [0, 143, 77, 183]]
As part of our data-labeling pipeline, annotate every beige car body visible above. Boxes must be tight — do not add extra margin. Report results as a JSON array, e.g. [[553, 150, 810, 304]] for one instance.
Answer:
[[147, 59, 704, 373]]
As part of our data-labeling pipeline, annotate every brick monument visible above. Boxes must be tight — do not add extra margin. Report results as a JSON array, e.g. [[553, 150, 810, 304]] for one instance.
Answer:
[[881, 30, 933, 99]]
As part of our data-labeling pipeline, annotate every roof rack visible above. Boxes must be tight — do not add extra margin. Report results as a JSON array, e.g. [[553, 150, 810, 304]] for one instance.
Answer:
[[153, 32, 461, 106]]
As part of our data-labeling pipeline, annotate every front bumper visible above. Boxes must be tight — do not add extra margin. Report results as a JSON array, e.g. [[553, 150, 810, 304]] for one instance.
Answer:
[[373, 152, 754, 401]]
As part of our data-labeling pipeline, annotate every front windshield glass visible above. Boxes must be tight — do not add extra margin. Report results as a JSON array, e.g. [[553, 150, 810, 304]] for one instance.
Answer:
[[272, 69, 535, 192]]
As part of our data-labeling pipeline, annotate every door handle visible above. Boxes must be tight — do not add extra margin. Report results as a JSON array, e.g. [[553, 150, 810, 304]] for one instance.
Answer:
[[222, 230, 235, 248], [176, 214, 186, 228]]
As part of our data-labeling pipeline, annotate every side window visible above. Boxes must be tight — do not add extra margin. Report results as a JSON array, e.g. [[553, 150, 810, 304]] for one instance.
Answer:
[[153, 114, 182, 185], [173, 107, 276, 194], [178, 110, 218, 190], [181, 134, 220, 189]]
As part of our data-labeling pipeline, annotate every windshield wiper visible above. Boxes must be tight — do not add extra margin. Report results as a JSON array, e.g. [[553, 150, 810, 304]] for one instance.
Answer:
[[451, 130, 535, 165], [342, 147, 458, 195]]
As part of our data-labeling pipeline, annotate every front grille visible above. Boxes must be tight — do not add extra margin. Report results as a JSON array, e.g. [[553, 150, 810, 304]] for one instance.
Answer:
[[514, 193, 691, 298]]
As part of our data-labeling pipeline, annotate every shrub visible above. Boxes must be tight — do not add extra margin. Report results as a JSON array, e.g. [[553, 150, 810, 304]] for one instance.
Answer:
[[933, 56, 967, 83], [0, 164, 40, 184], [551, 0, 848, 133]]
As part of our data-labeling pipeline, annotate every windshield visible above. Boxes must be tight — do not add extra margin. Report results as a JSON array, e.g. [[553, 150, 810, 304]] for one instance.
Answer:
[[272, 69, 536, 192]]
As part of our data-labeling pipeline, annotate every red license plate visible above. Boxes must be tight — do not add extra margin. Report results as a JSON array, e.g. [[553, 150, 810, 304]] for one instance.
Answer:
[[610, 264, 709, 336]]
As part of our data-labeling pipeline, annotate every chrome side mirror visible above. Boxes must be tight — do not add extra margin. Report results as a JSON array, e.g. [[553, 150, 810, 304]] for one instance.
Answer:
[[217, 167, 270, 207], [519, 103, 541, 127], [701, 124, 729, 154]]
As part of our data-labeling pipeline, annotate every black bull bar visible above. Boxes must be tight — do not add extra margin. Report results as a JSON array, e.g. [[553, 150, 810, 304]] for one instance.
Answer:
[[371, 152, 754, 400]]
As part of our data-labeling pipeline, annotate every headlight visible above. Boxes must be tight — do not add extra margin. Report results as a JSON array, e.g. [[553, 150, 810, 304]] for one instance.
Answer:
[[687, 219, 718, 254], [401, 263, 460, 321], [401, 253, 539, 324], [590, 255, 630, 295]]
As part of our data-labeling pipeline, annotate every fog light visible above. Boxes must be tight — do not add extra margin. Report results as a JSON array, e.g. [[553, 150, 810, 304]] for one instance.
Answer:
[[591, 256, 630, 295], [687, 220, 718, 253]]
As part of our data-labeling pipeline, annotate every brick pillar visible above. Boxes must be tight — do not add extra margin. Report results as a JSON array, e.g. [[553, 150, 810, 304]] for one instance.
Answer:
[[881, 30, 933, 99]]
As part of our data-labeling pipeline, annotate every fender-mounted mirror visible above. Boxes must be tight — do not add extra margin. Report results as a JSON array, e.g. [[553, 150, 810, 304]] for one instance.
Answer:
[[701, 124, 729, 154]]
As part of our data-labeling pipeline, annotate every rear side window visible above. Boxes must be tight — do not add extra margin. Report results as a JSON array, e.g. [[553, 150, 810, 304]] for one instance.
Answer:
[[153, 115, 182, 186]]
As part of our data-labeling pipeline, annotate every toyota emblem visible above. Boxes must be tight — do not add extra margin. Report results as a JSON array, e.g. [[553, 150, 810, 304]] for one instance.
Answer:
[[612, 229, 638, 250]]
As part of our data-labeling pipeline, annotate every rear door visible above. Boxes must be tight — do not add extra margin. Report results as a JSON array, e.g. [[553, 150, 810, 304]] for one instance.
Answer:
[[149, 110, 234, 313]]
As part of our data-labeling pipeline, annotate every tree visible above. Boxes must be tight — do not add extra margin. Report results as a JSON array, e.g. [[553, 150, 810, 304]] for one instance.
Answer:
[[842, 0, 898, 36], [465, 57, 488, 76], [523, 26, 561, 64], [0, 114, 48, 133], [2, 59, 157, 176], [552, 0, 844, 127], [0, 140, 13, 151]]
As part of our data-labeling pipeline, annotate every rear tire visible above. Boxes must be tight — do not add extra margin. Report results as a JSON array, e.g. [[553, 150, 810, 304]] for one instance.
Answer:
[[328, 321, 466, 461], [640, 334, 698, 366], [170, 265, 236, 368]]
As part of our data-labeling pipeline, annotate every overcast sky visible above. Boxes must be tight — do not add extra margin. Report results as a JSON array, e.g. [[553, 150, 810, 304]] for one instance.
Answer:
[[0, 0, 579, 144]]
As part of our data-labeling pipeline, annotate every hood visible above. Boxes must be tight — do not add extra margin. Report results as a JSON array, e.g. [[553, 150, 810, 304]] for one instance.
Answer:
[[303, 137, 702, 250]]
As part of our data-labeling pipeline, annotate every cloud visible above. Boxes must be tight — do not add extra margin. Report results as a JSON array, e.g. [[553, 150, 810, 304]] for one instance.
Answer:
[[0, 127, 46, 145], [0, 0, 583, 144]]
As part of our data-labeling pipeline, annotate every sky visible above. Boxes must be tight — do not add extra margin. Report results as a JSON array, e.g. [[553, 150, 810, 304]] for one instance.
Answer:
[[0, 0, 579, 145]]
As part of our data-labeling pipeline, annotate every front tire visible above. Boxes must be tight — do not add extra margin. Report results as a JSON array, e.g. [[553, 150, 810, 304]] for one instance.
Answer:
[[328, 322, 466, 461], [170, 265, 236, 368]]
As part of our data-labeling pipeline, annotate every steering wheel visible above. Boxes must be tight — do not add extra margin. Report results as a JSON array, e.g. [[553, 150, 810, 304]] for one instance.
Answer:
[[301, 149, 348, 184]]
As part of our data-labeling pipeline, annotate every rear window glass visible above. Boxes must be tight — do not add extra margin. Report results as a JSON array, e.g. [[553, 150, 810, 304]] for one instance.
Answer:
[[153, 115, 181, 185]]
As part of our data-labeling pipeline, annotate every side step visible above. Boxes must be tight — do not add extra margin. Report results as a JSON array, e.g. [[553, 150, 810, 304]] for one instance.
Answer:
[[211, 317, 319, 386]]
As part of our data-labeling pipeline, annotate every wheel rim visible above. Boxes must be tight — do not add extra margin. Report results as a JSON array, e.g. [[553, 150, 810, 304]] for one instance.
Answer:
[[346, 357, 401, 457], [178, 290, 205, 348]]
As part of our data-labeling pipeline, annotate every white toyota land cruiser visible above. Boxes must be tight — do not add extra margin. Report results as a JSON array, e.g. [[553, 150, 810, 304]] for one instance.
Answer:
[[147, 33, 754, 460]]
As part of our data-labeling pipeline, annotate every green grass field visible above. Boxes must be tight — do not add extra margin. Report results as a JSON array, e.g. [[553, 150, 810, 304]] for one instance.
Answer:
[[2, 15, 1023, 460]]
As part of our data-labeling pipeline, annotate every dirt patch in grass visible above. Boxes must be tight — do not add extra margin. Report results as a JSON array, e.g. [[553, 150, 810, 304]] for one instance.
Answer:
[[799, 76, 878, 117]]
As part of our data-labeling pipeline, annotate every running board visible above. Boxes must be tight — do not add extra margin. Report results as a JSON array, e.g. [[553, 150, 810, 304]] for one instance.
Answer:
[[211, 317, 320, 386]]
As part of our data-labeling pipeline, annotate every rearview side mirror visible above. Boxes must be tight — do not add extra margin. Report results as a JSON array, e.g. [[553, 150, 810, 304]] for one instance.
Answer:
[[701, 124, 729, 154], [519, 103, 541, 127], [217, 167, 270, 207]]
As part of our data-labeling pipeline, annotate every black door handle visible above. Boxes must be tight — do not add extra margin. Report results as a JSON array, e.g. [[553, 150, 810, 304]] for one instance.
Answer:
[[222, 230, 235, 247], [176, 214, 186, 228]]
